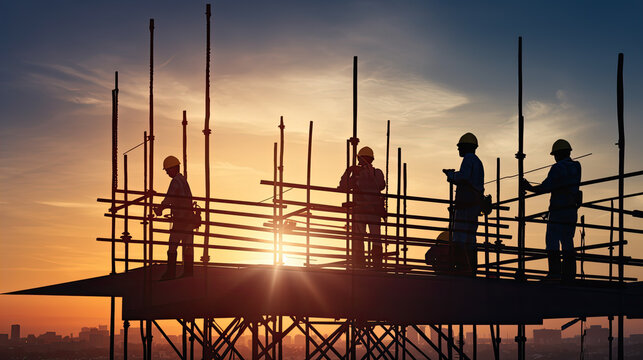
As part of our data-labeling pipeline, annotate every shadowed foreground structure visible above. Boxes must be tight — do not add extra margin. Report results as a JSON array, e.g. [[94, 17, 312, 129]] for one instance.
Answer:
[[7, 4, 643, 360]]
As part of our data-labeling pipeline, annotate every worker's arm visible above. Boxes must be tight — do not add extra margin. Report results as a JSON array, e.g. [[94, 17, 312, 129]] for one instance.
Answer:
[[524, 166, 559, 194], [374, 168, 386, 191], [446, 156, 473, 186], [155, 178, 179, 215], [338, 166, 356, 191]]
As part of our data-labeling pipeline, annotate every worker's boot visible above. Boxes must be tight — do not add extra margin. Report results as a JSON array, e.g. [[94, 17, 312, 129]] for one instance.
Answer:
[[179, 247, 194, 278], [371, 244, 383, 270], [562, 251, 576, 282], [467, 245, 478, 277], [161, 251, 177, 281], [544, 250, 561, 281]]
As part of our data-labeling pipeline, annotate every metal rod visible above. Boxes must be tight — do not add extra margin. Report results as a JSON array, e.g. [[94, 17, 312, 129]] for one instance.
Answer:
[[202, 3, 212, 266], [148, 18, 155, 281], [385, 120, 391, 267], [123, 320, 129, 360], [616, 51, 625, 360], [273, 142, 278, 265], [396, 148, 401, 272], [182, 110, 188, 180], [123, 154, 129, 272], [403, 162, 408, 268], [516, 35, 526, 282], [306, 121, 313, 266], [279, 116, 285, 265], [109, 70, 118, 360]]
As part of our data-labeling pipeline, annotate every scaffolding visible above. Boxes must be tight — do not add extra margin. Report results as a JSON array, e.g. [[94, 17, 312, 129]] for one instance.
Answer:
[[8, 4, 643, 360]]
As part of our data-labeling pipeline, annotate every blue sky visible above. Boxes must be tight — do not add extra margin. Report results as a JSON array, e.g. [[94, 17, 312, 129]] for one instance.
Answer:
[[1, 0, 642, 335]]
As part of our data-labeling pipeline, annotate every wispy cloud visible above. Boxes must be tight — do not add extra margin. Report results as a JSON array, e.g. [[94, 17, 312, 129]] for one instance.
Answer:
[[35, 201, 100, 209]]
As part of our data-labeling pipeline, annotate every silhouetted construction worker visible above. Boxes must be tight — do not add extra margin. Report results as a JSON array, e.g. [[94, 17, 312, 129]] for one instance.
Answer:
[[443, 133, 484, 276], [339, 146, 386, 269], [522, 139, 581, 281], [154, 155, 194, 280]]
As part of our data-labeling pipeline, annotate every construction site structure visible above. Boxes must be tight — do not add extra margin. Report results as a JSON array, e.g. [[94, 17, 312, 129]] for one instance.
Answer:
[[8, 4, 643, 360]]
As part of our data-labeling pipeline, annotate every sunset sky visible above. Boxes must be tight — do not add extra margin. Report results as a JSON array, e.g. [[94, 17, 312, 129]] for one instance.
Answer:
[[1, 1, 642, 337]]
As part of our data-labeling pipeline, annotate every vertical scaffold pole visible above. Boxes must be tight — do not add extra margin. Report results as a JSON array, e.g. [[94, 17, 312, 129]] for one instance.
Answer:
[[202, 3, 212, 266], [273, 142, 278, 265], [143, 132, 148, 271], [123, 154, 130, 272], [346, 139, 351, 267], [495, 157, 501, 360], [109, 70, 118, 360], [608, 199, 614, 360], [516, 35, 527, 360], [395, 148, 401, 273], [403, 163, 408, 268], [278, 116, 285, 265], [385, 120, 390, 267], [182, 110, 188, 179], [306, 121, 313, 266], [146, 18, 154, 360], [616, 52, 625, 360]]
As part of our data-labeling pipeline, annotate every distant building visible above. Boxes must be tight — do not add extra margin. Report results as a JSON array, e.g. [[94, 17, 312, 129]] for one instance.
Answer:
[[585, 325, 608, 346], [630, 334, 643, 344], [0, 334, 8, 344], [10, 324, 20, 341], [294, 334, 305, 347], [38, 331, 62, 344], [533, 329, 561, 345]]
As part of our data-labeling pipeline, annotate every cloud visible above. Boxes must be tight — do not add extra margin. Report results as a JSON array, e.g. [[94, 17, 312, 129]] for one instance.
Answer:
[[35, 201, 101, 209]]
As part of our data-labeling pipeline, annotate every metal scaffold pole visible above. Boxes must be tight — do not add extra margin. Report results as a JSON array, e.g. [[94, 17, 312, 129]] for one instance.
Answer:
[[182, 110, 188, 180], [202, 3, 212, 267], [616, 52, 625, 360], [146, 17, 154, 360], [279, 116, 285, 265], [516, 35, 527, 360], [109, 70, 118, 360]]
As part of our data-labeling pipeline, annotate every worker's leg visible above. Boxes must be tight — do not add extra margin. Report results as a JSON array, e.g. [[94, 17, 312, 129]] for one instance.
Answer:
[[544, 223, 562, 279], [352, 214, 366, 268], [162, 226, 180, 280], [560, 220, 577, 281], [368, 215, 383, 269], [454, 207, 478, 276], [180, 225, 194, 277]]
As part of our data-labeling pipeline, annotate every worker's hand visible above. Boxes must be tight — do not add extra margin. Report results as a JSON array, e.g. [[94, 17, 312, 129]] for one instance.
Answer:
[[153, 206, 163, 216], [442, 169, 455, 175], [520, 178, 533, 192]]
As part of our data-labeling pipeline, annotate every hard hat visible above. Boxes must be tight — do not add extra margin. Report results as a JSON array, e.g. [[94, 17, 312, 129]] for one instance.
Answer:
[[436, 231, 451, 242], [163, 155, 180, 170], [550, 139, 572, 155], [357, 146, 374, 159], [457, 132, 478, 146]]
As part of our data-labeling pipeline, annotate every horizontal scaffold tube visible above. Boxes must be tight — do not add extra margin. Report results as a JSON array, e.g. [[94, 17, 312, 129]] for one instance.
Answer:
[[496, 169, 643, 206]]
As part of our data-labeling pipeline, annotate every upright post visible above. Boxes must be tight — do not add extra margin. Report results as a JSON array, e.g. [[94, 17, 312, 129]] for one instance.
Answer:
[[123, 154, 130, 272], [202, 3, 212, 266], [143, 132, 148, 271], [182, 110, 188, 179], [458, 324, 464, 359], [516, 36, 527, 360], [395, 148, 401, 272], [109, 70, 118, 360], [273, 142, 278, 265], [278, 116, 285, 265], [473, 325, 477, 360], [608, 200, 614, 360], [146, 18, 154, 360], [351, 56, 359, 165], [403, 163, 408, 268], [495, 158, 501, 277], [616, 52, 625, 360], [580, 215, 586, 279], [123, 320, 129, 360], [385, 120, 390, 266], [516, 36, 526, 279], [306, 121, 313, 266], [345, 139, 351, 267]]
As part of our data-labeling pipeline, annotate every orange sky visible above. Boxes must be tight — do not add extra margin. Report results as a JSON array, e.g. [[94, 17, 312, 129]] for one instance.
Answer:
[[1, 1, 642, 338]]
